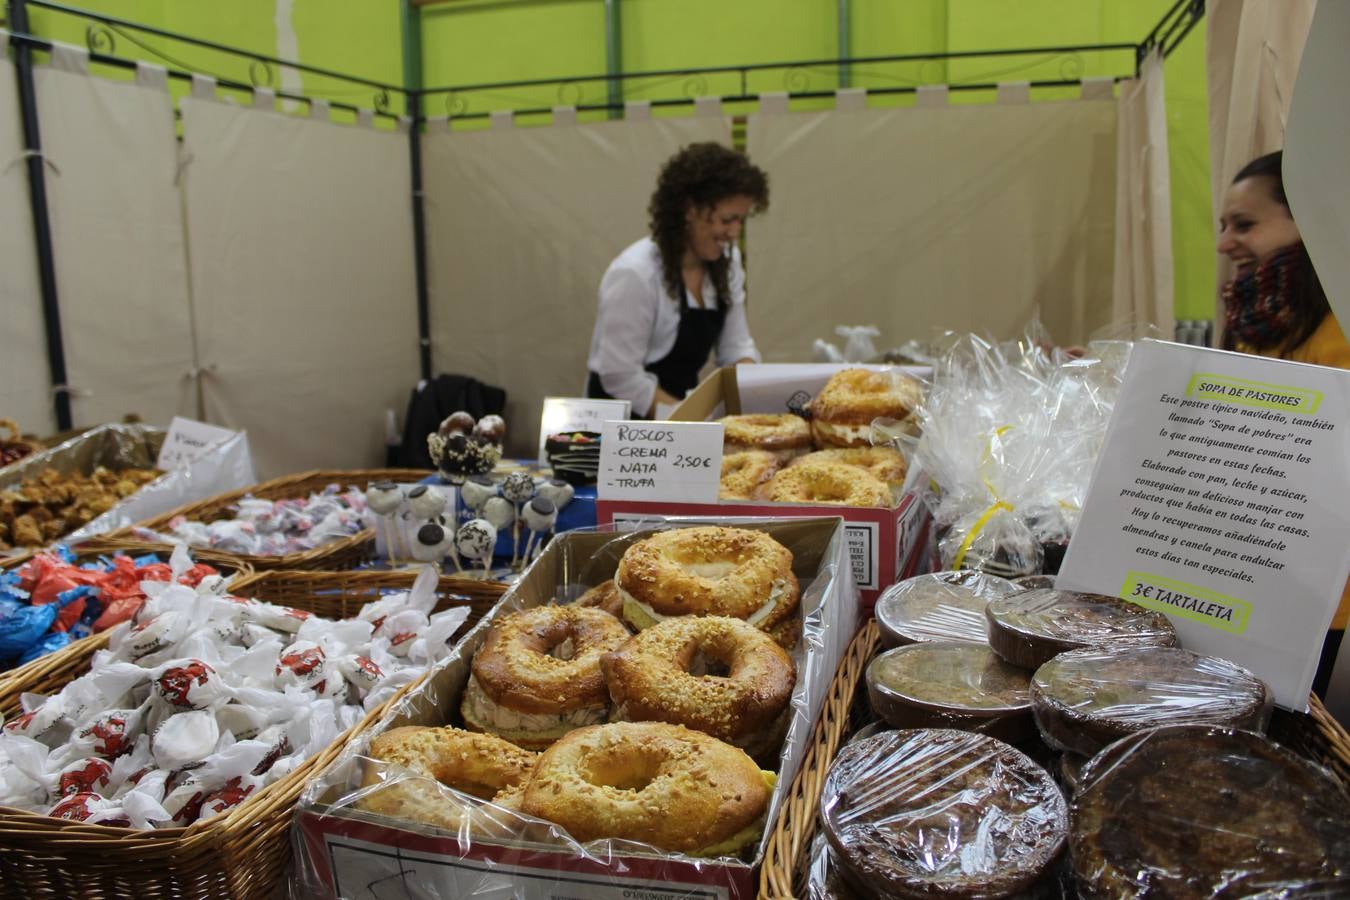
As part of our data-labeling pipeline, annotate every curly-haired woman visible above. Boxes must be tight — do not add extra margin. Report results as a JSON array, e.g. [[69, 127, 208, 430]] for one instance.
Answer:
[[586, 142, 769, 418]]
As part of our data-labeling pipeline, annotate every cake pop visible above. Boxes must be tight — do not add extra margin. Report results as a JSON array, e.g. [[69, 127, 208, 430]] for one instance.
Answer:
[[520, 497, 558, 564], [460, 475, 496, 516], [406, 484, 448, 521], [412, 522, 456, 570], [501, 472, 537, 568], [482, 496, 515, 532], [428, 432, 501, 484], [365, 481, 405, 559], [537, 479, 575, 511], [455, 518, 498, 578]]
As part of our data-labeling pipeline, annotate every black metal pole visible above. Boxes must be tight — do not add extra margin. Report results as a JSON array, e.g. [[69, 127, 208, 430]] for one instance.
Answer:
[[407, 91, 432, 381], [8, 0, 72, 430]]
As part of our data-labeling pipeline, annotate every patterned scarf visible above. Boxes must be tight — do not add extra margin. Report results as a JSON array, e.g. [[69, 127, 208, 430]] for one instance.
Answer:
[[1222, 243, 1304, 351]]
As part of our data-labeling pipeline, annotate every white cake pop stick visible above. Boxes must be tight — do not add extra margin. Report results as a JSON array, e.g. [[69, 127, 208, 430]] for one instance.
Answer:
[[365, 481, 405, 561], [456, 519, 497, 579], [521, 497, 558, 564], [501, 472, 537, 569]]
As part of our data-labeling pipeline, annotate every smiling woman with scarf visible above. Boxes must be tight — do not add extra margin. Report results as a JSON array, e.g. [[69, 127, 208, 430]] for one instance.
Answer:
[[1218, 150, 1350, 698]]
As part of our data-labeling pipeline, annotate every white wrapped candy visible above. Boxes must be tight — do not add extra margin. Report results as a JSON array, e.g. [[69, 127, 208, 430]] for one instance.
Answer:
[[380, 609, 430, 658], [48, 791, 130, 826], [153, 660, 231, 711], [337, 655, 383, 692], [275, 640, 330, 692], [125, 610, 193, 660], [71, 708, 143, 759], [456, 518, 497, 562], [501, 471, 536, 504], [151, 710, 219, 772], [55, 756, 112, 797], [160, 772, 208, 824], [244, 602, 314, 634], [199, 774, 264, 819], [215, 704, 269, 741], [2, 698, 65, 743]]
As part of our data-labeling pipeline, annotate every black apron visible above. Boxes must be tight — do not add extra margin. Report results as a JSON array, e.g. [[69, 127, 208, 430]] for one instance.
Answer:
[[589, 296, 727, 417]]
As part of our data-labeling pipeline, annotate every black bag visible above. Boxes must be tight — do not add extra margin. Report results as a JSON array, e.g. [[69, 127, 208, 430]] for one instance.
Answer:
[[394, 374, 506, 469]]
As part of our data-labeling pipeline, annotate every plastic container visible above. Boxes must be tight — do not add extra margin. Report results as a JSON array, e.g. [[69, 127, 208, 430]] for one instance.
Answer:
[[1031, 646, 1272, 756], [986, 588, 1176, 670], [866, 642, 1034, 744], [874, 570, 1020, 648], [821, 728, 1067, 899], [1071, 725, 1350, 898]]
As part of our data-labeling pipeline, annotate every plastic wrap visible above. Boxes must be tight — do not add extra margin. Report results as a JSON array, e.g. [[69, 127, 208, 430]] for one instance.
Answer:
[[290, 517, 858, 899], [821, 728, 1067, 899], [867, 642, 1034, 743], [1030, 646, 1272, 757], [901, 329, 1128, 577], [874, 570, 1020, 647], [1070, 725, 1350, 898], [1014, 574, 1056, 590], [986, 588, 1177, 670]]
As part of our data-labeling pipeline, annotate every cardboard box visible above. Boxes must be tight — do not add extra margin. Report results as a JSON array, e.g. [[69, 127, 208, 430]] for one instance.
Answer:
[[600, 364, 934, 609], [293, 517, 857, 900]]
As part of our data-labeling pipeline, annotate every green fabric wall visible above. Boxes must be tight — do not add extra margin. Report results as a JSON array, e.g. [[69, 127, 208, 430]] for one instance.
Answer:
[[14, 0, 1213, 320]]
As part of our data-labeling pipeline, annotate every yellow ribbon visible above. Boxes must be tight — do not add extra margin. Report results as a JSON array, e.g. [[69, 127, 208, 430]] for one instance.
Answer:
[[952, 425, 1015, 571]]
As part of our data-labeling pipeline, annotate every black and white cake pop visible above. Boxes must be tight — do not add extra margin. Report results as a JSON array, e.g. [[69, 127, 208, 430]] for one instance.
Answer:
[[460, 475, 496, 515], [428, 432, 501, 484], [412, 521, 455, 567], [501, 471, 537, 505], [406, 484, 448, 521], [520, 497, 558, 563], [455, 518, 498, 578]]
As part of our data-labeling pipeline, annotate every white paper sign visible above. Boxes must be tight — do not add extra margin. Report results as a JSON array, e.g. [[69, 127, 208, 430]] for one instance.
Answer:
[[1057, 341, 1350, 709], [537, 397, 630, 464], [155, 416, 240, 470], [597, 420, 723, 502]]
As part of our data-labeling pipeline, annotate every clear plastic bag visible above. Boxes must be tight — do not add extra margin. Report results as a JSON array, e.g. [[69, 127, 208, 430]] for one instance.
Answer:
[[896, 325, 1128, 577], [290, 517, 858, 899]]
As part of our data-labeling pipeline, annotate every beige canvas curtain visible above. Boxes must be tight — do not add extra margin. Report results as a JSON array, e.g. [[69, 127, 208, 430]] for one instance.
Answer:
[[745, 92, 1118, 353], [34, 54, 197, 429], [1207, 0, 1317, 331], [0, 33, 54, 435], [180, 96, 419, 478], [1112, 51, 1175, 331], [423, 113, 731, 457]]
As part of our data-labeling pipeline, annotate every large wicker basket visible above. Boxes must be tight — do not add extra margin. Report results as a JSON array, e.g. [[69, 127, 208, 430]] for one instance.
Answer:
[[101, 468, 435, 571], [756, 619, 1350, 899], [0, 566, 505, 899]]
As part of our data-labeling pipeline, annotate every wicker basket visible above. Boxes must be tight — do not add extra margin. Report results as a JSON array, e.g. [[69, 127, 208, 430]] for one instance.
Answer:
[[756, 619, 1350, 900], [0, 566, 505, 899], [101, 468, 435, 571]]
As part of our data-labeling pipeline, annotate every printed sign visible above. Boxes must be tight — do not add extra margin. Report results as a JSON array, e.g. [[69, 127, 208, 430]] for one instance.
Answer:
[[597, 420, 723, 503], [1056, 341, 1350, 709], [537, 397, 631, 465], [844, 521, 879, 590], [155, 417, 239, 470]]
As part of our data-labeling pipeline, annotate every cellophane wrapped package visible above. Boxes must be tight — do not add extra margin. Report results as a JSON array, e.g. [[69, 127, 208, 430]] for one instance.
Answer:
[[898, 330, 1129, 577]]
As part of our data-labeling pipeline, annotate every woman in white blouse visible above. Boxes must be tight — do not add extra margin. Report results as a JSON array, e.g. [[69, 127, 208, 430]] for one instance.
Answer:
[[586, 143, 769, 418]]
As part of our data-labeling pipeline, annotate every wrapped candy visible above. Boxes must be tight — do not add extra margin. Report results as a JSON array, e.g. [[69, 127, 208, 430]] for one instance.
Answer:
[[274, 641, 330, 692], [130, 487, 369, 557], [153, 659, 231, 711], [151, 710, 219, 771], [55, 756, 113, 797]]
